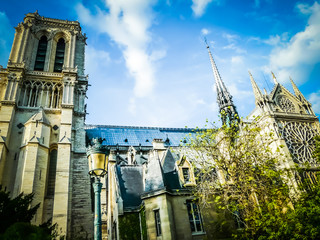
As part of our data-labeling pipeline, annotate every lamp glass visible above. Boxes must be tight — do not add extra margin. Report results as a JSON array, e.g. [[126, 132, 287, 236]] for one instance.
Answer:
[[88, 153, 107, 176]]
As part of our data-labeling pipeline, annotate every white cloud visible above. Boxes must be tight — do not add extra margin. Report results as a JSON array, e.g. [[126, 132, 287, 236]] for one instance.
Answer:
[[191, 0, 213, 17], [268, 2, 320, 84], [201, 28, 210, 35], [309, 90, 320, 114], [263, 33, 289, 46], [223, 33, 239, 43], [296, 3, 314, 15], [223, 43, 247, 54], [76, 0, 164, 99], [221, 33, 247, 54], [231, 56, 243, 64], [85, 46, 110, 73]]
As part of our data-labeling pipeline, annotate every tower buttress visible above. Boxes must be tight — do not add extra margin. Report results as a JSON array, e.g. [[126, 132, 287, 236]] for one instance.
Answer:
[[206, 42, 239, 125]]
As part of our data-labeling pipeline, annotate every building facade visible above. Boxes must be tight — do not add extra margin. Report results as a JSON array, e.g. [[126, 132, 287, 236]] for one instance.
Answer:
[[0, 12, 319, 240], [0, 12, 93, 239]]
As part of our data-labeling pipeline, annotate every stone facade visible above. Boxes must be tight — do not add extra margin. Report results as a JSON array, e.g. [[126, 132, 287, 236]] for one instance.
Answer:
[[0, 12, 92, 239]]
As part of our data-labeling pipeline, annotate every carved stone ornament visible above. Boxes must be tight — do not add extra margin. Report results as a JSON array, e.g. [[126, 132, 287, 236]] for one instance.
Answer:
[[279, 121, 318, 165], [277, 95, 295, 113]]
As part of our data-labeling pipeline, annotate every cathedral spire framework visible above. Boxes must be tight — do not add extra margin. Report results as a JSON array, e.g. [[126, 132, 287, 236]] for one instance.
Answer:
[[205, 40, 239, 125]]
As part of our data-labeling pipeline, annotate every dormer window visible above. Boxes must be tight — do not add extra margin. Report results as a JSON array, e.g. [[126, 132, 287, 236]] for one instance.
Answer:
[[34, 36, 48, 71], [182, 168, 190, 182], [54, 38, 65, 72], [177, 156, 196, 187]]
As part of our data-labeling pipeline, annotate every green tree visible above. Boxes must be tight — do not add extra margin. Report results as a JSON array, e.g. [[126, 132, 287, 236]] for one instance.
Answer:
[[0, 190, 58, 239], [187, 117, 310, 239], [0, 190, 40, 234]]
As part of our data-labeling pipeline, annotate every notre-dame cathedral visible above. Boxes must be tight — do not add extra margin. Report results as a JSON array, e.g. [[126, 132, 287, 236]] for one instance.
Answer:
[[0, 12, 319, 240]]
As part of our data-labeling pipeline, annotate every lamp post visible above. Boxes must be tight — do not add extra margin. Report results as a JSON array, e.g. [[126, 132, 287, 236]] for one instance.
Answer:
[[87, 138, 109, 240]]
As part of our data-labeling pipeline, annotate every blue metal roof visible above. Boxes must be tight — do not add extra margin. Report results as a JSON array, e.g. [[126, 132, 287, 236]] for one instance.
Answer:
[[85, 125, 197, 147]]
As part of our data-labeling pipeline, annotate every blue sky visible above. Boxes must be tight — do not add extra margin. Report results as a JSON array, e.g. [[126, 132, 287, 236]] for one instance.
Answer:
[[0, 0, 319, 127]]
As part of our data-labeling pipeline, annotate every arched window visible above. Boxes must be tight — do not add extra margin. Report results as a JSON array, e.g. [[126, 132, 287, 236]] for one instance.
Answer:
[[47, 149, 58, 196], [54, 38, 65, 72], [34, 36, 48, 71]]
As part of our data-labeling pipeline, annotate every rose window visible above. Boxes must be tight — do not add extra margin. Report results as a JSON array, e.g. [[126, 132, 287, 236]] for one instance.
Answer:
[[277, 95, 295, 113], [279, 121, 318, 165]]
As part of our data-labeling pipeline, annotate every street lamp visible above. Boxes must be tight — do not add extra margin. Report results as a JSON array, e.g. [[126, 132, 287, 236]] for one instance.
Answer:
[[87, 138, 109, 240]]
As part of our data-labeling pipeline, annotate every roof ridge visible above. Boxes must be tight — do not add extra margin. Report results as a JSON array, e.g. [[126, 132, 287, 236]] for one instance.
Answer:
[[84, 124, 197, 131]]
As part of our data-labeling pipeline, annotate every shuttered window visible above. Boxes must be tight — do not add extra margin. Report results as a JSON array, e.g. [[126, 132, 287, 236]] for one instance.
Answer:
[[34, 36, 48, 71], [54, 38, 65, 72]]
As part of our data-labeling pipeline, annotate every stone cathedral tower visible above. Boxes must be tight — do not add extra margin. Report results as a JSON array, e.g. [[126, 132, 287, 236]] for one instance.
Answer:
[[248, 73, 320, 180], [0, 11, 92, 238]]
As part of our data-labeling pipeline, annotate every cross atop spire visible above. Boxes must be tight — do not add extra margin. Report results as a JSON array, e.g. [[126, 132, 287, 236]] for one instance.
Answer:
[[206, 41, 239, 126]]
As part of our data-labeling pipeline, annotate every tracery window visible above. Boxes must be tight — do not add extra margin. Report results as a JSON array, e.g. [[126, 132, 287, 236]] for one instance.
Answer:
[[54, 38, 65, 72], [18, 80, 62, 109], [277, 95, 295, 113], [34, 36, 48, 71], [279, 121, 318, 165]]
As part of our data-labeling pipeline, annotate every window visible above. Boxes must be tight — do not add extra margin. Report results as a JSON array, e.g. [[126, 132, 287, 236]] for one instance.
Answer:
[[46, 149, 57, 196], [186, 200, 204, 233], [154, 209, 161, 236], [34, 36, 48, 71], [182, 168, 190, 182], [54, 38, 65, 72]]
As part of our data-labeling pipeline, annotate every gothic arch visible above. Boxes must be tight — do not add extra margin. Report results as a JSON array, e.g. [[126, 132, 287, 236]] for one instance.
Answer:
[[52, 31, 71, 43], [35, 29, 50, 40]]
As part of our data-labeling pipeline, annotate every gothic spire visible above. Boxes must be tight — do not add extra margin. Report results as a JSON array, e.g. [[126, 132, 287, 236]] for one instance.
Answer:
[[290, 77, 303, 98], [249, 71, 263, 104], [271, 71, 278, 84], [206, 41, 239, 125], [290, 77, 314, 115]]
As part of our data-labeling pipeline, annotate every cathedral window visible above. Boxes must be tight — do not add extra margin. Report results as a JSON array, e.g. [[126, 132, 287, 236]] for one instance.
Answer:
[[47, 149, 58, 197], [186, 200, 204, 233], [279, 121, 318, 165], [34, 36, 48, 71], [154, 209, 162, 236], [54, 38, 65, 72], [18, 81, 62, 109]]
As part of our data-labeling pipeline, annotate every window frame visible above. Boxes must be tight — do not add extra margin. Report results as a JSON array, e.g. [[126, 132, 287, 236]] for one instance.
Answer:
[[34, 35, 48, 71], [186, 200, 204, 234], [154, 209, 162, 236]]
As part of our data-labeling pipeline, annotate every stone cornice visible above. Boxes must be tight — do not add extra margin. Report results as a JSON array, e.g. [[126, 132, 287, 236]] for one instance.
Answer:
[[61, 104, 74, 109], [1, 100, 16, 106], [26, 70, 63, 78]]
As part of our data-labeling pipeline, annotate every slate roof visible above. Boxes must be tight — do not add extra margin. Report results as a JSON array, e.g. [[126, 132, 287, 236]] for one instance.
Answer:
[[85, 125, 196, 147], [116, 165, 144, 209]]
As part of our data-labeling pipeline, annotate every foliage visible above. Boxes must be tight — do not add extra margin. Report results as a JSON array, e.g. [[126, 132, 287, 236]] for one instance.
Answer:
[[0, 190, 59, 239], [118, 212, 142, 240], [139, 206, 148, 240], [1, 222, 52, 240], [188, 117, 301, 239], [0, 190, 40, 234]]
